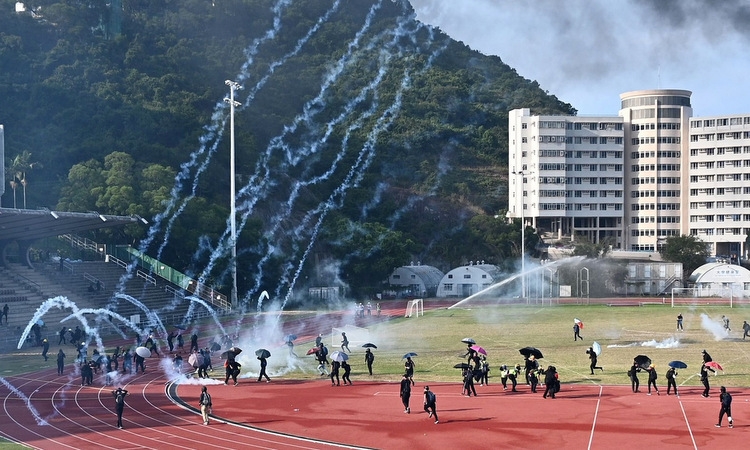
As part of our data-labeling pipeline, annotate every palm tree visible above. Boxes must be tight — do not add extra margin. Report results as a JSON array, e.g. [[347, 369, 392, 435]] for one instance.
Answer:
[[9, 150, 42, 209]]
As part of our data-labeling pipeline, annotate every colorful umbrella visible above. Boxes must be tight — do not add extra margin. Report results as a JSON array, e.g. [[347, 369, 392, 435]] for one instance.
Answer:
[[470, 345, 487, 355], [574, 318, 584, 329], [705, 361, 723, 371], [306, 347, 319, 356]]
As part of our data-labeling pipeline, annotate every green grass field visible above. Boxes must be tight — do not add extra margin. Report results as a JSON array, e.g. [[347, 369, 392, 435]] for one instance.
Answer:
[[2, 304, 749, 389]]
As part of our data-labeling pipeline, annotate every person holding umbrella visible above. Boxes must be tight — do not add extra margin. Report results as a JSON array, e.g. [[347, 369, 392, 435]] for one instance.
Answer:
[[666, 366, 678, 396], [701, 363, 711, 398], [364, 348, 375, 375], [587, 347, 603, 375], [225, 359, 241, 386], [399, 373, 411, 413], [257, 354, 271, 383], [702, 350, 716, 374], [112, 387, 129, 429], [330, 359, 341, 386], [404, 356, 416, 386], [629, 360, 641, 393]]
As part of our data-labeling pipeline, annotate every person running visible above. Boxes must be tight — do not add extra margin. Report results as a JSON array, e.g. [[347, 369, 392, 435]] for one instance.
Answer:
[[630, 360, 641, 393], [743, 321, 750, 340], [666, 366, 678, 396], [199, 386, 212, 425], [646, 364, 660, 395], [340, 332, 350, 353], [341, 360, 352, 385], [573, 322, 583, 341], [365, 348, 375, 375], [58, 326, 67, 345], [404, 356, 416, 386], [316, 346, 329, 376], [677, 313, 684, 331], [716, 386, 734, 428], [56, 349, 66, 375], [701, 363, 711, 398], [463, 366, 477, 396], [190, 333, 199, 353], [423, 386, 439, 424], [722, 315, 731, 332], [41, 338, 50, 361], [399, 373, 411, 413], [112, 387, 128, 429], [587, 347, 603, 374], [257, 356, 270, 382], [225, 359, 241, 386], [508, 364, 519, 392]]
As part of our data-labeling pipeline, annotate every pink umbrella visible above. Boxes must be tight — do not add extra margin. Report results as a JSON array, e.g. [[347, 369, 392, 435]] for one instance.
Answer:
[[705, 361, 723, 371], [470, 345, 487, 355]]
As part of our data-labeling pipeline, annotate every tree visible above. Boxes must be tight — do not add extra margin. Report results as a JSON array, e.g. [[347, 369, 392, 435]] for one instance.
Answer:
[[8, 150, 42, 209], [660, 235, 710, 281]]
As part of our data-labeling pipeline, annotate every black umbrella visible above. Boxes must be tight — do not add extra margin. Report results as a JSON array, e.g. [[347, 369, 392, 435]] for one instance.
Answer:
[[402, 352, 418, 359], [255, 349, 271, 359], [220, 350, 238, 360], [362, 343, 378, 349], [519, 347, 544, 359], [461, 338, 476, 345], [453, 363, 471, 370], [668, 360, 688, 369], [634, 355, 651, 369], [209, 342, 221, 352]]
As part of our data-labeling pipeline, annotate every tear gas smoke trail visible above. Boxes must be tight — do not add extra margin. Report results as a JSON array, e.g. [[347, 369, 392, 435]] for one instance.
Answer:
[[18, 296, 85, 349], [0, 377, 49, 426], [111, 293, 168, 339], [184, 296, 228, 336], [61, 309, 145, 338], [141, 0, 293, 265], [701, 313, 728, 341]]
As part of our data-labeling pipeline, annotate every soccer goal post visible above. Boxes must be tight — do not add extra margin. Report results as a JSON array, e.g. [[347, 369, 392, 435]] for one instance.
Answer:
[[671, 287, 734, 308], [404, 298, 424, 318]]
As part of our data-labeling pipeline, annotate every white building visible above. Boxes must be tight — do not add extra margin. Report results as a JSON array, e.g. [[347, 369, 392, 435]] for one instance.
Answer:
[[687, 262, 750, 298], [436, 262, 504, 298], [509, 89, 750, 260], [388, 263, 444, 298]]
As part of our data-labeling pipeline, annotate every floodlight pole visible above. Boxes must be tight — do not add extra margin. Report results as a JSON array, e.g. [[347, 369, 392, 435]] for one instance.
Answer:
[[513, 170, 533, 303], [225, 80, 242, 307]]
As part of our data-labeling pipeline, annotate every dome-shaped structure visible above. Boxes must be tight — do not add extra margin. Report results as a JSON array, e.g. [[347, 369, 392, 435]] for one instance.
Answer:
[[388, 264, 444, 298], [436, 263, 504, 298], [688, 263, 750, 297]]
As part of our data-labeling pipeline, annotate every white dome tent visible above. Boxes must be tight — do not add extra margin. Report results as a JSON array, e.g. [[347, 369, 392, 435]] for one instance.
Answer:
[[436, 261, 503, 298]]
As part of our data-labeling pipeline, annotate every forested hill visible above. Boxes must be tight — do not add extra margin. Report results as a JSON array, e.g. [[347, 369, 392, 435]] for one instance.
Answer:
[[0, 0, 575, 300]]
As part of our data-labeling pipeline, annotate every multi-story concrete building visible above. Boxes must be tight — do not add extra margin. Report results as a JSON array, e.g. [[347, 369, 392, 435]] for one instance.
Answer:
[[509, 89, 750, 260]]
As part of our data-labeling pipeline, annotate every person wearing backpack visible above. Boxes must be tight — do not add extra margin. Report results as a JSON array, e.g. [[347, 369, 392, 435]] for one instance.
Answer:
[[365, 348, 375, 375], [423, 386, 439, 424], [399, 373, 411, 413], [646, 364, 660, 396], [112, 387, 129, 429], [199, 386, 212, 425]]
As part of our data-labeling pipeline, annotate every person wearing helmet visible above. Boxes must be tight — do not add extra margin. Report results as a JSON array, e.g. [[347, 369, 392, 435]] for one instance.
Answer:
[[646, 364, 660, 395]]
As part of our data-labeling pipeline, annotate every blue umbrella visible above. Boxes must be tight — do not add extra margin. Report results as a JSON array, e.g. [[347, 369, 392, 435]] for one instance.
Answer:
[[668, 360, 688, 369], [402, 352, 418, 359]]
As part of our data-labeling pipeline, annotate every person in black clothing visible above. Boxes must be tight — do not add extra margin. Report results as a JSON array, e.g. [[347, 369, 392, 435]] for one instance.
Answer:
[[341, 360, 352, 385], [404, 356, 415, 386], [316, 346, 329, 376], [177, 333, 184, 350], [702, 350, 716, 373], [365, 348, 375, 375], [399, 373, 411, 413], [80, 362, 93, 386], [464, 344, 477, 364], [225, 360, 241, 386], [340, 332, 350, 353], [716, 386, 734, 428], [629, 360, 641, 393], [529, 368, 539, 393], [58, 326, 67, 345], [134, 352, 146, 374], [167, 331, 176, 352], [463, 366, 477, 396], [677, 313, 684, 331], [257, 356, 271, 382], [56, 349, 66, 375], [190, 333, 199, 353], [2, 303, 8, 325], [315, 334, 323, 347], [587, 348, 603, 374], [423, 386, 438, 424], [573, 322, 582, 341], [542, 366, 558, 399], [480, 356, 490, 386], [743, 321, 750, 340], [42, 339, 50, 361], [645, 364, 660, 395], [701, 363, 710, 397], [666, 366, 678, 396], [330, 360, 341, 386], [112, 387, 128, 429]]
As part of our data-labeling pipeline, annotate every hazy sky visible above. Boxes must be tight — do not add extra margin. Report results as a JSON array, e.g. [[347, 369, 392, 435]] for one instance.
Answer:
[[410, 0, 750, 117]]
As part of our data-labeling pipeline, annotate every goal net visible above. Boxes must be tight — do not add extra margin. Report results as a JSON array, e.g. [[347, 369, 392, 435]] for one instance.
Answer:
[[404, 298, 424, 318], [671, 287, 735, 308]]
